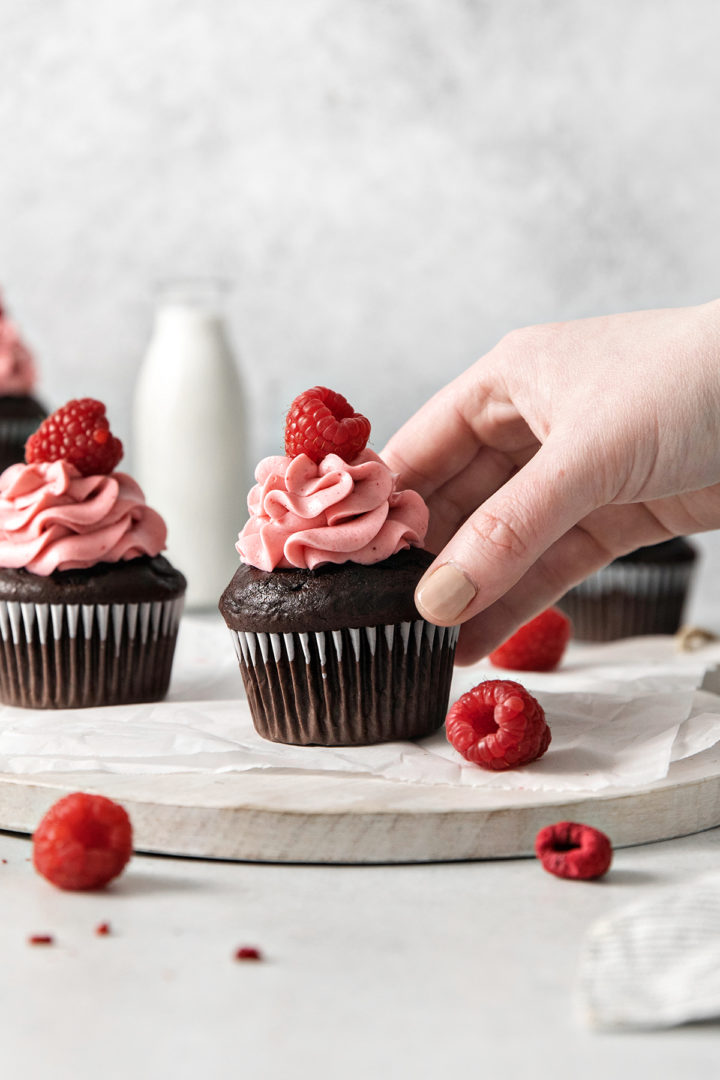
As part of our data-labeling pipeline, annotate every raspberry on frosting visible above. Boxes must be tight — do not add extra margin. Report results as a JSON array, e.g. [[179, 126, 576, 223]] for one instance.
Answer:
[[285, 387, 371, 464], [237, 449, 429, 571], [26, 398, 123, 476]]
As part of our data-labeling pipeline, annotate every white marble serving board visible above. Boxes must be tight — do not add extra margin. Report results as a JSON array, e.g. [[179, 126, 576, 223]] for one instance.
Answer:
[[0, 745, 718, 863], [0, 613, 717, 862]]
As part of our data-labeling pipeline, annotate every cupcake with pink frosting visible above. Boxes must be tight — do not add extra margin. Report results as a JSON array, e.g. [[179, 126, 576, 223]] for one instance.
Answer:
[[219, 386, 459, 746], [0, 398, 186, 708], [0, 295, 47, 472]]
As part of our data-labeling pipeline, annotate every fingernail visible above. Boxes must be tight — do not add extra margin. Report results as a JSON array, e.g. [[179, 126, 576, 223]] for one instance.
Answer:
[[415, 563, 477, 624]]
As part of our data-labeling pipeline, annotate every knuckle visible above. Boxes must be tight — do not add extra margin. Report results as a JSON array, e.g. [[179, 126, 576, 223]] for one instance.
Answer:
[[499, 322, 567, 365], [467, 507, 530, 564]]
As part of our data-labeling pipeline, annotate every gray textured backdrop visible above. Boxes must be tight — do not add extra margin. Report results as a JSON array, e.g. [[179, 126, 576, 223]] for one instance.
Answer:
[[2, 0, 720, 622]]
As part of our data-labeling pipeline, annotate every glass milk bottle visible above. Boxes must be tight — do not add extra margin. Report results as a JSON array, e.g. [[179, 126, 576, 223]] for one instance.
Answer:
[[132, 280, 246, 610]]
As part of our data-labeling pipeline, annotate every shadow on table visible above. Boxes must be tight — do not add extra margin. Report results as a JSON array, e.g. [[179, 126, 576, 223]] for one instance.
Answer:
[[112, 870, 215, 897]]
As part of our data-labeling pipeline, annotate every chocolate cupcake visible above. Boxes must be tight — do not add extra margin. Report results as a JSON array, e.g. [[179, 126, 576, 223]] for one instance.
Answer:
[[0, 398, 186, 708], [219, 386, 458, 746], [0, 296, 47, 470], [556, 538, 697, 641]]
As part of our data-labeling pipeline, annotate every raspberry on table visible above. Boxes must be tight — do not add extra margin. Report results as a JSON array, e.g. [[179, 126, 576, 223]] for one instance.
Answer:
[[33, 792, 133, 891], [535, 821, 613, 880], [489, 608, 572, 672], [25, 398, 123, 476], [27, 934, 55, 946], [284, 386, 371, 464], [234, 946, 263, 961], [445, 679, 551, 770]]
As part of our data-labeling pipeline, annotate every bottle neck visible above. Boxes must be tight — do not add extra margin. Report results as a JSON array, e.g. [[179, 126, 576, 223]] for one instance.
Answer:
[[152, 302, 225, 340]]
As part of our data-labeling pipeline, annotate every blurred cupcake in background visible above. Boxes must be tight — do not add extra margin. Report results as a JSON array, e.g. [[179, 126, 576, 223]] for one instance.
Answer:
[[556, 538, 698, 641], [0, 398, 186, 708], [0, 294, 47, 472]]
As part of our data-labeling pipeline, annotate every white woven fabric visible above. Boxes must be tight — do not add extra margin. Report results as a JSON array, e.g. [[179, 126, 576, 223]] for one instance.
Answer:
[[579, 873, 720, 1029]]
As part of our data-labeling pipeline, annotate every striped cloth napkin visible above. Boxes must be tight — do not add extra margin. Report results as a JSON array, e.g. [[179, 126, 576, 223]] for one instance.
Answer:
[[579, 873, 720, 1030]]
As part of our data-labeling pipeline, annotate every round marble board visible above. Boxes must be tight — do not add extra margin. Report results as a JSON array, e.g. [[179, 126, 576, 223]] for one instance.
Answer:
[[0, 745, 718, 864]]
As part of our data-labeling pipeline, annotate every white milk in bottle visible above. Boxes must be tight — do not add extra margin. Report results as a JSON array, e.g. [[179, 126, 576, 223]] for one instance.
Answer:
[[132, 281, 246, 609]]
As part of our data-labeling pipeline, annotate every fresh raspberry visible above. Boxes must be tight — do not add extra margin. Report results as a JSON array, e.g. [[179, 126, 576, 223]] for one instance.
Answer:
[[33, 793, 133, 891], [284, 386, 371, 464], [234, 946, 263, 961], [535, 821, 613, 880], [445, 679, 551, 770], [25, 398, 123, 476], [489, 608, 572, 672]]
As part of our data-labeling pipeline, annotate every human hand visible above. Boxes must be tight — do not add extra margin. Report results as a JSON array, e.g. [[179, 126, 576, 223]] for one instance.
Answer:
[[382, 301, 720, 663]]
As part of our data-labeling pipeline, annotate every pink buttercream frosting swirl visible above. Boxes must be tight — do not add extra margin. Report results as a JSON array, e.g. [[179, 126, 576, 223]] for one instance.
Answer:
[[0, 461, 167, 576], [236, 449, 429, 571], [0, 309, 37, 395]]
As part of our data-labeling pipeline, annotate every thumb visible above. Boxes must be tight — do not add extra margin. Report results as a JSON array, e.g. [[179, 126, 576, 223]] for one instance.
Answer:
[[414, 444, 600, 626]]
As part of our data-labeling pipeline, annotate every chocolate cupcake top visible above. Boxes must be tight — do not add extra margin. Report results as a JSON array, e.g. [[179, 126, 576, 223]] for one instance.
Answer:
[[220, 547, 434, 633], [613, 538, 697, 565], [0, 395, 46, 422], [0, 554, 185, 605]]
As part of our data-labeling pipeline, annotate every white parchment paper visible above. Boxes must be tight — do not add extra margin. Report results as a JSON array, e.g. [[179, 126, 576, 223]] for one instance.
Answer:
[[1, 616, 720, 792]]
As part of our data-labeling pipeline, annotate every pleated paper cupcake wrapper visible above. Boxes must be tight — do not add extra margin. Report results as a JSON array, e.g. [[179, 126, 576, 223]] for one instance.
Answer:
[[557, 561, 695, 642], [0, 596, 185, 708], [0, 418, 45, 472], [229, 619, 460, 746]]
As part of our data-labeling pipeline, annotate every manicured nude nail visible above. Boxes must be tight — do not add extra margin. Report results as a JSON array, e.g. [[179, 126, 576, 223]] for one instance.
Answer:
[[415, 563, 477, 624]]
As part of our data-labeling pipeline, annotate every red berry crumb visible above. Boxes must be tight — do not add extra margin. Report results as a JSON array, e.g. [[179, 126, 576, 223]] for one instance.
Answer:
[[489, 608, 572, 672], [95, 922, 111, 936], [28, 934, 54, 946], [445, 679, 551, 770], [33, 792, 133, 891], [234, 946, 263, 962], [535, 821, 612, 880], [25, 398, 123, 476], [284, 386, 371, 464]]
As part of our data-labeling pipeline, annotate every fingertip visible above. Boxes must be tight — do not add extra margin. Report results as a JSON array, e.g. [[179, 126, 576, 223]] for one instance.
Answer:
[[415, 561, 478, 626]]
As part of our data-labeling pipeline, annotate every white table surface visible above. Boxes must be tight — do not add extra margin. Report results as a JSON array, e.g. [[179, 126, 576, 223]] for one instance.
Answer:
[[5, 547, 720, 1080], [0, 823, 718, 1078]]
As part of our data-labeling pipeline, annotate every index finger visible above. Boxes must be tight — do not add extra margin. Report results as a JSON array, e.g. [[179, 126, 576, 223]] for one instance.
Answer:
[[381, 369, 491, 498]]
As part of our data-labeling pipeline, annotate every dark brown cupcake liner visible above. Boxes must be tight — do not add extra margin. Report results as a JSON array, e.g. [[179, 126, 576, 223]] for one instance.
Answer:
[[230, 619, 460, 746], [0, 596, 184, 708], [557, 562, 695, 642]]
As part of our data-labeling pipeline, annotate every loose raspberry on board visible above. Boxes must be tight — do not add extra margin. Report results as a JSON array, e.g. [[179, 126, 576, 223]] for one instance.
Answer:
[[534, 821, 612, 880], [33, 792, 133, 891], [25, 398, 123, 476], [445, 679, 551, 770], [489, 608, 572, 672], [284, 386, 371, 464]]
